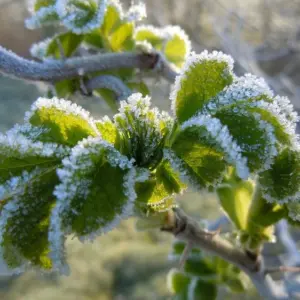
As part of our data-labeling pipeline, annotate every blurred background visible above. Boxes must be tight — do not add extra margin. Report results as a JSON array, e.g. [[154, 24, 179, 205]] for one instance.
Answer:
[[0, 0, 299, 299]]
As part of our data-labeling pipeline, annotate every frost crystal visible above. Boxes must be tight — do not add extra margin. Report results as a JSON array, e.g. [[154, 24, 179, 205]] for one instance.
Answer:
[[56, 0, 108, 34], [0, 129, 67, 158], [126, 1, 146, 22], [25, 6, 59, 29], [25, 97, 100, 135]]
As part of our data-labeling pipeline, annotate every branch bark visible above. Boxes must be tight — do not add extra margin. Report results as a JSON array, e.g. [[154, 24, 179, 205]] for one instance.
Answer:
[[0, 46, 163, 82], [162, 208, 288, 299]]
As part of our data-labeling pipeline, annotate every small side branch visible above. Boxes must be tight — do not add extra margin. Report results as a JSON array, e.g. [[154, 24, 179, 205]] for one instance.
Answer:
[[162, 208, 288, 299], [85, 75, 132, 100]]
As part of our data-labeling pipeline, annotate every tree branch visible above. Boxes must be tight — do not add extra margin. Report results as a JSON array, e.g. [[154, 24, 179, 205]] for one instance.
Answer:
[[85, 75, 132, 100], [162, 208, 288, 299], [0, 46, 161, 82]]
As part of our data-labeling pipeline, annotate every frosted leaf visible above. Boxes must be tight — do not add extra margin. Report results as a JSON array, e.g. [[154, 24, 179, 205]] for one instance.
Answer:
[[25, 5, 59, 29], [181, 115, 249, 180], [259, 148, 300, 204], [25, 97, 99, 145], [134, 25, 191, 70], [213, 106, 278, 173], [287, 202, 300, 222], [50, 136, 136, 252], [56, 0, 108, 34], [0, 167, 62, 272], [170, 50, 234, 123], [30, 38, 53, 60]]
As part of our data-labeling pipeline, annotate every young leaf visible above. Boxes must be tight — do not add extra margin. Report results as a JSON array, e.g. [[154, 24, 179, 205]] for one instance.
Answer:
[[134, 25, 191, 69], [170, 51, 234, 123], [135, 160, 186, 213], [167, 268, 191, 299], [25, 97, 99, 146], [114, 93, 172, 169], [168, 115, 249, 190], [94, 116, 117, 144], [259, 148, 300, 203], [217, 170, 254, 230], [163, 26, 191, 69], [51, 137, 136, 242], [0, 167, 61, 272], [56, 0, 108, 34]]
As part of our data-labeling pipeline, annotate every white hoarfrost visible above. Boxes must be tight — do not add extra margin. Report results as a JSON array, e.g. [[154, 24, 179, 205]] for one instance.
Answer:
[[0, 169, 46, 275], [25, 6, 59, 29], [25, 97, 100, 136], [0, 128, 67, 158], [170, 50, 234, 115], [55, 0, 108, 34], [49, 136, 137, 271], [134, 25, 191, 70], [126, 1, 146, 22], [30, 38, 53, 60], [181, 114, 250, 180]]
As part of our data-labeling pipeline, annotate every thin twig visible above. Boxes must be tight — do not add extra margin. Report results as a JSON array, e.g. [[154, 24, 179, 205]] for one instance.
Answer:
[[265, 266, 300, 275], [162, 208, 288, 299], [85, 75, 132, 100]]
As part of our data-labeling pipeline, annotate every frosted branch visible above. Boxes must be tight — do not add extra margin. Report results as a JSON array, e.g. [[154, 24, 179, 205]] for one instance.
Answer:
[[162, 208, 289, 299], [0, 46, 176, 82], [85, 75, 132, 100]]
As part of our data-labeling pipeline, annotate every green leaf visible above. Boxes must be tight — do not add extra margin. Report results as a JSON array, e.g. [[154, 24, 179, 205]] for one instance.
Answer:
[[95, 117, 117, 144], [286, 202, 300, 224], [243, 186, 286, 250], [171, 51, 234, 123], [58, 0, 107, 34], [170, 117, 241, 189], [46, 32, 83, 58], [84, 30, 105, 48], [135, 160, 185, 213], [25, 6, 60, 29], [54, 138, 136, 239], [135, 26, 164, 49], [27, 98, 99, 146], [109, 22, 134, 52], [192, 279, 217, 300], [135, 25, 190, 69], [217, 169, 254, 230], [101, 3, 122, 36], [0, 167, 59, 271], [32, 0, 56, 11], [213, 105, 277, 173], [0, 131, 63, 185], [164, 30, 189, 69], [259, 148, 300, 203], [168, 269, 191, 299]]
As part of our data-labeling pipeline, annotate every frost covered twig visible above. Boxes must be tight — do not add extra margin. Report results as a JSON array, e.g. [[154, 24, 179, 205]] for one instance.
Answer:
[[85, 75, 132, 100], [0, 46, 176, 83]]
